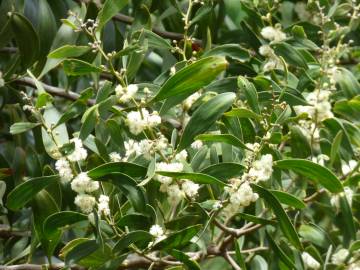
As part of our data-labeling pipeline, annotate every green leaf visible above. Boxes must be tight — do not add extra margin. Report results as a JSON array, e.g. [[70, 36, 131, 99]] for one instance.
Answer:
[[330, 131, 343, 166], [143, 29, 172, 49], [32, 190, 60, 260], [152, 56, 228, 102], [155, 171, 225, 186], [88, 162, 147, 179], [43, 211, 87, 238], [7, 175, 59, 211], [299, 224, 331, 249], [40, 4, 87, 77], [272, 42, 308, 69], [116, 213, 151, 230], [48, 45, 90, 58], [266, 231, 296, 269], [152, 225, 202, 251], [97, 0, 128, 30], [289, 125, 311, 158], [251, 184, 302, 250], [274, 159, 343, 193], [79, 106, 98, 141], [237, 76, 260, 114], [224, 108, 262, 121], [113, 230, 152, 253], [37, 0, 56, 59], [65, 239, 99, 266], [339, 195, 356, 245], [334, 67, 360, 98], [113, 44, 141, 59], [201, 163, 243, 182], [10, 122, 40, 135], [350, 240, 360, 252], [170, 249, 201, 270], [235, 240, 247, 270], [270, 190, 306, 209], [236, 213, 277, 226], [55, 101, 87, 127], [103, 173, 147, 213], [195, 134, 250, 150], [165, 215, 203, 230], [178, 93, 236, 150], [41, 105, 70, 159], [203, 44, 250, 62], [10, 12, 39, 69], [63, 59, 103, 76]]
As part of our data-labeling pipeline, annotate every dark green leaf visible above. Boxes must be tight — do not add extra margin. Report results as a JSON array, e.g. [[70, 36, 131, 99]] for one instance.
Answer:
[[251, 184, 302, 250], [65, 239, 99, 266], [44, 211, 87, 238], [97, 0, 128, 30], [201, 163, 244, 181], [88, 162, 147, 179], [79, 106, 98, 141], [270, 190, 306, 209], [290, 126, 311, 158], [152, 225, 202, 251], [274, 159, 343, 193], [10, 12, 39, 69], [7, 175, 59, 211], [113, 230, 152, 253], [266, 231, 296, 269], [178, 93, 236, 150], [170, 249, 201, 270], [237, 76, 260, 114], [272, 42, 308, 69], [236, 213, 276, 226]]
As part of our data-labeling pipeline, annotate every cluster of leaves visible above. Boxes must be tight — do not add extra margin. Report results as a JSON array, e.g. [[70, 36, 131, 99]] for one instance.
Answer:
[[0, 0, 360, 269]]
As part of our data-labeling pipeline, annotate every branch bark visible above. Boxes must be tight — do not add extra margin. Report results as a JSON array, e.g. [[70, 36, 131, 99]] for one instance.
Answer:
[[13, 77, 95, 106]]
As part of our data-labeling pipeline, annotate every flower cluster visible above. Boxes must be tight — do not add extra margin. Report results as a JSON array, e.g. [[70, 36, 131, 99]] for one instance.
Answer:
[[259, 25, 286, 71], [71, 172, 99, 194], [55, 158, 73, 184], [115, 84, 138, 103], [224, 181, 259, 214], [126, 108, 161, 135], [302, 252, 320, 269], [294, 89, 333, 122], [183, 92, 201, 110], [98, 195, 110, 216], [331, 248, 349, 265], [123, 136, 168, 160], [74, 194, 96, 214], [53, 138, 104, 214], [67, 138, 88, 162], [154, 160, 200, 204], [261, 26, 286, 43]]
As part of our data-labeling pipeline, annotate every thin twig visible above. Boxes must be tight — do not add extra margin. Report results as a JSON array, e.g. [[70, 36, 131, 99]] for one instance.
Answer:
[[223, 251, 241, 270]]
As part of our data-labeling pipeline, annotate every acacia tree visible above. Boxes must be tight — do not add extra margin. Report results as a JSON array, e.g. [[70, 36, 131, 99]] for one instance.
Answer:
[[0, 0, 360, 269]]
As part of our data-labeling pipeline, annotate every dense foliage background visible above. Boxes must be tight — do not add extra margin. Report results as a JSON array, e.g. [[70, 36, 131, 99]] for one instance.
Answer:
[[1, 0, 360, 269]]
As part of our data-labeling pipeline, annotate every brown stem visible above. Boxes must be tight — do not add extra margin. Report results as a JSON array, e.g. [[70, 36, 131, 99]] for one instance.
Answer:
[[223, 251, 242, 270]]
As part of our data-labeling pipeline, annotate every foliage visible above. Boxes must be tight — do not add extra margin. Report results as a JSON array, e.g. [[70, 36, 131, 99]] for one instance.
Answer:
[[0, 0, 360, 269]]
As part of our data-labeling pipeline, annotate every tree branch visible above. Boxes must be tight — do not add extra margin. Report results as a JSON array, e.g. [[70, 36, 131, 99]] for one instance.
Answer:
[[0, 226, 31, 239], [12, 77, 95, 106], [0, 264, 84, 270]]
